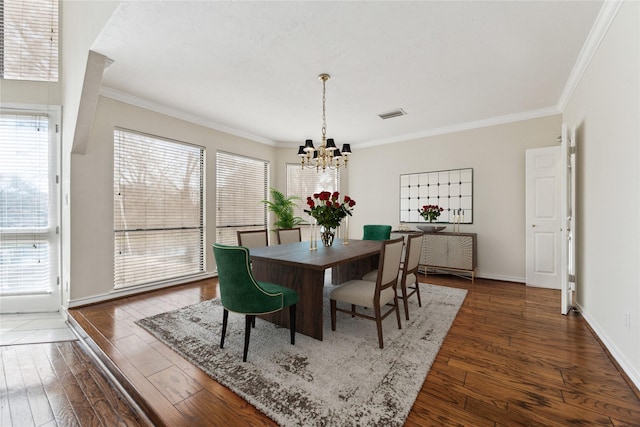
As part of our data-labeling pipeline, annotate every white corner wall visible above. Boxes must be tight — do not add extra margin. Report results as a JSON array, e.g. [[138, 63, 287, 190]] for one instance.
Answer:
[[347, 115, 562, 282], [563, 0, 640, 387], [60, 0, 120, 308]]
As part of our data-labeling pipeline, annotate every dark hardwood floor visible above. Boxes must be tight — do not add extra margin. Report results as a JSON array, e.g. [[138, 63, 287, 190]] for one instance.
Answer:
[[6, 274, 638, 426], [0, 340, 147, 427]]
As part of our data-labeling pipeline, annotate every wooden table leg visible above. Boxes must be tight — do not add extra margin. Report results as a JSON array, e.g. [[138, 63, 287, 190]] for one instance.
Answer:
[[250, 260, 325, 340]]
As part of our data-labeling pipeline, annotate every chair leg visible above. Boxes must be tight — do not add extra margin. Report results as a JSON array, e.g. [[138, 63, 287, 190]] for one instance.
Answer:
[[351, 304, 356, 317], [289, 304, 296, 345], [374, 305, 384, 349], [394, 295, 402, 330], [401, 283, 410, 321], [220, 308, 229, 349], [330, 299, 337, 331], [243, 315, 254, 362], [415, 279, 422, 307]]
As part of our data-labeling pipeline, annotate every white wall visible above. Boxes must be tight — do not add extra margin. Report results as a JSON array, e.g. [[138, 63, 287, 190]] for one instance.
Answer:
[[347, 115, 562, 282], [68, 96, 277, 304], [563, 1, 640, 387], [0, 80, 61, 105], [77, 109, 562, 300]]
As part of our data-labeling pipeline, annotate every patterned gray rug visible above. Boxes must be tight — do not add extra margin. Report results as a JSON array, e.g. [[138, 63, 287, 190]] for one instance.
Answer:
[[136, 283, 467, 426]]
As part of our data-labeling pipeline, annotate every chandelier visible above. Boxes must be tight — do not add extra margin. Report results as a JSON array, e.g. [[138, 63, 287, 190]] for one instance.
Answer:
[[297, 73, 352, 171]]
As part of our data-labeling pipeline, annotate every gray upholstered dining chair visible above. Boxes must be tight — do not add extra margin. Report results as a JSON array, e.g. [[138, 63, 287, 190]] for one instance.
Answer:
[[213, 243, 298, 362], [362, 224, 392, 241], [276, 227, 302, 245], [330, 237, 404, 349], [237, 229, 268, 248], [364, 232, 424, 321]]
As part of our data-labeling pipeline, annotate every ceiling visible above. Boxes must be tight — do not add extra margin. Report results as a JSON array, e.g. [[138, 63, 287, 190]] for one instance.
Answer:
[[92, 1, 604, 148]]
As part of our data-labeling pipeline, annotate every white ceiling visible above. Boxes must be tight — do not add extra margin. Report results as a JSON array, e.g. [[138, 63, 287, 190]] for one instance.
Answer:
[[93, 1, 604, 148]]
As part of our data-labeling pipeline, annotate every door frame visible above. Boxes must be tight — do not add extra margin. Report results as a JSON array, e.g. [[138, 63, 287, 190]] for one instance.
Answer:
[[560, 124, 577, 315]]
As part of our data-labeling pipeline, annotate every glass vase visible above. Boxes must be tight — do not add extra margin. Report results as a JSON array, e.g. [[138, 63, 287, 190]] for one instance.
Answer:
[[320, 227, 335, 247]]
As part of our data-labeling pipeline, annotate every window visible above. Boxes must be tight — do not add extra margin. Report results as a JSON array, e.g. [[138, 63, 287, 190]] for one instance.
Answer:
[[286, 165, 339, 241], [1, 0, 59, 82], [0, 111, 58, 304], [114, 129, 204, 289], [216, 152, 269, 245]]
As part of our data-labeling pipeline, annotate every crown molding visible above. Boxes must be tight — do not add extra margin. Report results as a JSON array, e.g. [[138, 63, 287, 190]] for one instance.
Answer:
[[557, 0, 623, 111], [99, 86, 277, 146], [356, 106, 561, 149], [100, 0, 620, 155], [101, 84, 560, 151]]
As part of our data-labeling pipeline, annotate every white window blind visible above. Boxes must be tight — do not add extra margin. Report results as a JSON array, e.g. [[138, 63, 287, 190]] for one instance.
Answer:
[[1, 0, 59, 82], [114, 129, 204, 288], [286, 164, 339, 241], [216, 151, 268, 245], [0, 113, 52, 294]]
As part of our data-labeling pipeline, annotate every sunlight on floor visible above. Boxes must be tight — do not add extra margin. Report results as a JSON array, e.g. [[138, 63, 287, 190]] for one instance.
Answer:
[[0, 312, 76, 346]]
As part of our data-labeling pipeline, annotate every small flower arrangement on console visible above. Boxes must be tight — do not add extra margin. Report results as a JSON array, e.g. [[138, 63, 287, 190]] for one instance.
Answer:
[[305, 191, 356, 247], [419, 204, 444, 223]]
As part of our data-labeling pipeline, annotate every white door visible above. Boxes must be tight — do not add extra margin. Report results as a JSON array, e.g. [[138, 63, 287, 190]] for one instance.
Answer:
[[526, 146, 562, 289]]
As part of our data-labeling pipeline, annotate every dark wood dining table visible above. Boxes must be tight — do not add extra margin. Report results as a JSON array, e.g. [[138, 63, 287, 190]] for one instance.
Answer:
[[249, 239, 382, 340]]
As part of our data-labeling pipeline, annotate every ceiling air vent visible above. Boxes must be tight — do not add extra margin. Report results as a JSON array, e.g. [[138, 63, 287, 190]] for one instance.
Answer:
[[378, 108, 406, 120]]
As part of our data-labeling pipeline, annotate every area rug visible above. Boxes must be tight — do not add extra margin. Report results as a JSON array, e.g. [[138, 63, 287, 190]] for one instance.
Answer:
[[136, 283, 467, 426]]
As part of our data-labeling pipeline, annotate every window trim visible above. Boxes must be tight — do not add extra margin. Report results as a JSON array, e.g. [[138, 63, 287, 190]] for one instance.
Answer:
[[0, 105, 61, 311]]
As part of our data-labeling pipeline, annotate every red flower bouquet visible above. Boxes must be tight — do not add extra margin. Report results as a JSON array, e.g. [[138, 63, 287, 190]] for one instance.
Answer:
[[419, 204, 444, 222], [304, 191, 356, 229]]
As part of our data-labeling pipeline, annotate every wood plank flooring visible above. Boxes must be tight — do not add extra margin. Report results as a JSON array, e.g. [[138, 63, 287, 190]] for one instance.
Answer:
[[0, 340, 146, 427], [56, 275, 640, 425]]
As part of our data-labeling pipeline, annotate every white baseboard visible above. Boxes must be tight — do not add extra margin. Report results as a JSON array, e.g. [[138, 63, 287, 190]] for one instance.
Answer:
[[577, 302, 640, 391], [420, 268, 525, 284], [68, 273, 216, 308], [476, 273, 525, 283]]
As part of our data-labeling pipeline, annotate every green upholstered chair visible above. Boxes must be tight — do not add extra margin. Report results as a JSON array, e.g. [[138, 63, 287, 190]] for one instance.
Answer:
[[212, 243, 298, 362], [362, 224, 392, 241], [330, 237, 404, 349]]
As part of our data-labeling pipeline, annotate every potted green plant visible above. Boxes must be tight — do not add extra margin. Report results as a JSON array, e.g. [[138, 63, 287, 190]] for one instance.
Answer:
[[261, 187, 304, 231]]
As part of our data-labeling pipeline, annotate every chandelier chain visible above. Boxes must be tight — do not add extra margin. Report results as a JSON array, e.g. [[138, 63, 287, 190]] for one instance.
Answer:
[[321, 76, 327, 138]]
